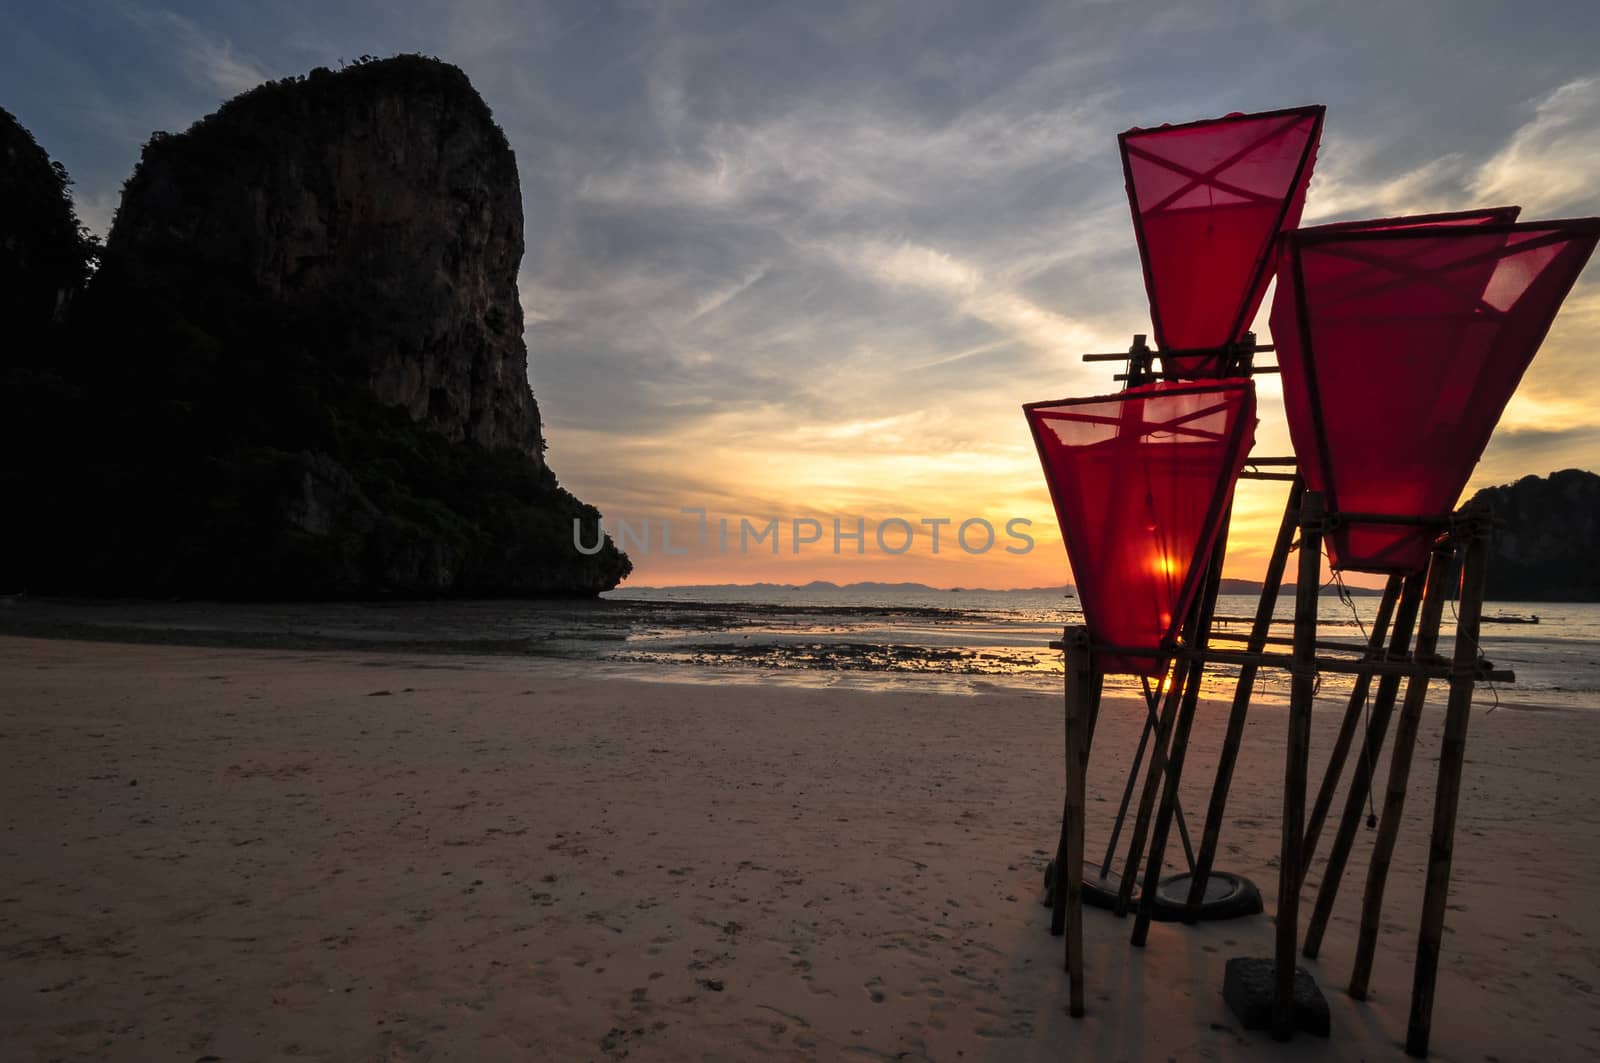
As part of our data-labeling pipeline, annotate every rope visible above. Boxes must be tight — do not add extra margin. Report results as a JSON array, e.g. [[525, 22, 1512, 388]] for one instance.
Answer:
[[1448, 592, 1502, 715], [1329, 558, 1380, 828]]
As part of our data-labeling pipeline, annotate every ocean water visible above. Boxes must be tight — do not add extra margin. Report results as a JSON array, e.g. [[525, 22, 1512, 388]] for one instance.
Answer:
[[599, 586, 1600, 709], [3, 588, 1595, 709]]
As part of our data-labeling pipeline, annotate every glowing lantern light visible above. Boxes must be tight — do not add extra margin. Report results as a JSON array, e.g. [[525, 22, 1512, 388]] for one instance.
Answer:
[[1272, 213, 1600, 574], [1121, 106, 1324, 377], [1024, 380, 1257, 675]]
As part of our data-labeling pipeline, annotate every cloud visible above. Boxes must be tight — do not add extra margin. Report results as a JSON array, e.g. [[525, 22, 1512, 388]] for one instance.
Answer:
[[1301, 150, 1466, 224], [19, 0, 1600, 587], [1473, 77, 1600, 215], [123, 7, 270, 98], [1302, 75, 1600, 228], [830, 237, 1112, 358]]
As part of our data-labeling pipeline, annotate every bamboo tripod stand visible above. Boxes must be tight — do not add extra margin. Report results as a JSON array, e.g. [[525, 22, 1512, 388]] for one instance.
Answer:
[[1050, 340, 1508, 1056]]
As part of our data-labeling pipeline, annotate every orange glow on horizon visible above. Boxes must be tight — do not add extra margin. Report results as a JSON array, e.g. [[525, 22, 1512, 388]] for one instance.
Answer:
[[559, 292, 1599, 596]]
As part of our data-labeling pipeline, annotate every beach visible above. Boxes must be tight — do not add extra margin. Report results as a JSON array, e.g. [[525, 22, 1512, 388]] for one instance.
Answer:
[[3, 635, 1598, 1061]]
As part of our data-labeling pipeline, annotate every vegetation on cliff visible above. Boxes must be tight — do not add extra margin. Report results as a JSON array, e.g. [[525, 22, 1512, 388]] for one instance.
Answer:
[[0, 106, 99, 335], [1468, 469, 1600, 602]]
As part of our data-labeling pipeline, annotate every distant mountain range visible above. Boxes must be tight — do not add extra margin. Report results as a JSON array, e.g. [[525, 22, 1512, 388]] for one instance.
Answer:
[[618, 471, 1600, 603], [615, 579, 1386, 597], [614, 580, 1071, 594]]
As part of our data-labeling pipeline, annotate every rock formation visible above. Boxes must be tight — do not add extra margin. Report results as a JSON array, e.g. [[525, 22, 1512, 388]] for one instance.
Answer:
[[101, 58, 541, 458], [1467, 469, 1600, 601], [0, 106, 94, 339], [0, 57, 628, 597]]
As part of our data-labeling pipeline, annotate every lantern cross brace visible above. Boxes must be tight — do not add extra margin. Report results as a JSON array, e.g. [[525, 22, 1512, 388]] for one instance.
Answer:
[[1036, 398, 1240, 442], [1125, 113, 1310, 215], [1303, 226, 1577, 313]]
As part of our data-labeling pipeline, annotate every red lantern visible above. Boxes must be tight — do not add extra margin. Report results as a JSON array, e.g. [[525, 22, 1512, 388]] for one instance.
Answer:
[[1272, 214, 1600, 573], [1025, 381, 1257, 674], [1121, 106, 1324, 376]]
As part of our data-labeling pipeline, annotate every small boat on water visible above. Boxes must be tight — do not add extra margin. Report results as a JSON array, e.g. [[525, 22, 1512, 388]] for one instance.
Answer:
[[1482, 613, 1540, 625]]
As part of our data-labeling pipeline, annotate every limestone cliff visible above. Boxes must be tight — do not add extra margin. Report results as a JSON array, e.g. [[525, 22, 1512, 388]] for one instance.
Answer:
[[102, 56, 541, 458], [1467, 469, 1600, 601], [0, 106, 94, 340], [1, 58, 628, 597]]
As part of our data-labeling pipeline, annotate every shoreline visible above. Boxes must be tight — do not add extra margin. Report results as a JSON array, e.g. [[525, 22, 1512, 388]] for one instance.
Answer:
[[4, 636, 1599, 1060], [0, 597, 1592, 711]]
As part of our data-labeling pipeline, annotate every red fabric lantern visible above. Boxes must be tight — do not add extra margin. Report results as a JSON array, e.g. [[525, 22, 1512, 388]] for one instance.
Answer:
[[1305, 206, 1520, 235], [1025, 381, 1257, 675], [1121, 106, 1324, 377], [1272, 215, 1600, 574]]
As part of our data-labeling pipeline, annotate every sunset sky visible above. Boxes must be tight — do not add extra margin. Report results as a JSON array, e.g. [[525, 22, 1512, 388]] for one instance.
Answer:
[[6, 2, 1599, 589]]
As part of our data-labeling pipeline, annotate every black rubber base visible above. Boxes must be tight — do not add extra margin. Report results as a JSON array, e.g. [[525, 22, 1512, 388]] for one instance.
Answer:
[[1222, 957, 1331, 1037], [1044, 863, 1262, 922], [1149, 871, 1264, 922], [1042, 859, 1137, 912], [1083, 863, 1129, 911]]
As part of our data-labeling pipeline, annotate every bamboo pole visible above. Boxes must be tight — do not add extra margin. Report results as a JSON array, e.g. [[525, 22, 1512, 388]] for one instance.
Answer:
[[1210, 632, 1388, 653], [1348, 542, 1456, 1000], [1274, 489, 1324, 1040], [1053, 630, 1104, 935], [1100, 684, 1159, 879], [1088, 644, 1496, 681], [1114, 649, 1192, 917], [1406, 523, 1489, 1057], [1301, 568, 1426, 957], [1063, 626, 1094, 1017], [1052, 625, 1072, 937], [1185, 475, 1302, 921], [1086, 670, 1105, 751], [1300, 574, 1402, 879], [1132, 517, 1230, 945]]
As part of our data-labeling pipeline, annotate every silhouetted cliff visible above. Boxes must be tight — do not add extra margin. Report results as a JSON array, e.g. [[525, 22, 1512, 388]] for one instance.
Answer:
[[0, 106, 96, 340], [1467, 469, 1600, 601], [0, 57, 628, 597]]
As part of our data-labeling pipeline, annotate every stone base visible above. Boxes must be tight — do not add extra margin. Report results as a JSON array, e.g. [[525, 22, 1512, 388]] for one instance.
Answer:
[[1222, 957, 1331, 1037]]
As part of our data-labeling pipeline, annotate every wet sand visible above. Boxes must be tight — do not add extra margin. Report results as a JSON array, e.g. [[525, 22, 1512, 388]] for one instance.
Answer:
[[2, 635, 1598, 1061]]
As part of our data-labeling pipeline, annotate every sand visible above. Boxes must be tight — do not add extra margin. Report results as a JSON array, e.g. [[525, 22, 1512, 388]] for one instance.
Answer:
[[2, 635, 1598, 1062]]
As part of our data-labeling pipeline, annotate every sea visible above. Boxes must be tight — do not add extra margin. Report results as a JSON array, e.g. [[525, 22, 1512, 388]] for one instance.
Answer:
[[600, 585, 1600, 709], [7, 586, 1595, 710]]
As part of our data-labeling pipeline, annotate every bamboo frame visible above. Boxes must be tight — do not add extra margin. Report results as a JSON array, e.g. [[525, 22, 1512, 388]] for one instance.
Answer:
[[1299, 574, 1403, 876], [1113, 597, 1203, 917], [1050, 310, 1510, 1053], [1406, 522, 1489, 1057], [1274, 489, 1325, 1038], [1052, 625, 1096, 1017], [1065, 489, 1505, 1051], [1348, 542, 1456, 1001], [1302, 568, 1427, 955], [1131, 516, 1230, 946], [1185, 474, 1302, 919], [1093, 678, 1196, 884], [1086, 643, 1507, 683]]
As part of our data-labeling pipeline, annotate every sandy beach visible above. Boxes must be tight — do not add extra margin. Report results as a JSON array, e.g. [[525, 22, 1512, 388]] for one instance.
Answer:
[[3, 635, 1599, 1062]]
